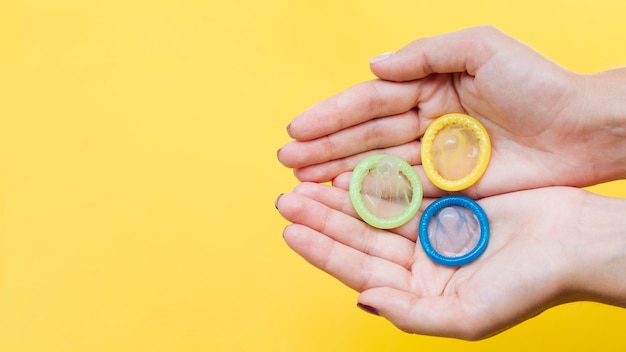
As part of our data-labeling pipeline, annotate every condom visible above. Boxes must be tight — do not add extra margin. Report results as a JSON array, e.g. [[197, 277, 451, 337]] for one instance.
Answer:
[[418, 196, 489, 266], [421, 113, 491, 191], [350, 154, 423, 229]]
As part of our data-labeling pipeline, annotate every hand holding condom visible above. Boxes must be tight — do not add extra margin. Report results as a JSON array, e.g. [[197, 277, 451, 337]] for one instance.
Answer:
[[278, 26, 626, 339], [350, 113, 491, 266]]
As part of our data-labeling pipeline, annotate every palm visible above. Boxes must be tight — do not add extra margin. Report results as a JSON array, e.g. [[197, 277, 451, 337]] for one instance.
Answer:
[[278, 27, 595, 197], [277, 182, 587, 339]]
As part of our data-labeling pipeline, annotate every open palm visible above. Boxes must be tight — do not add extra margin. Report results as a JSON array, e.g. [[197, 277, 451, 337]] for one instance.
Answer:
[[277, 182, 599, 339], [278, 26, 611, 198]]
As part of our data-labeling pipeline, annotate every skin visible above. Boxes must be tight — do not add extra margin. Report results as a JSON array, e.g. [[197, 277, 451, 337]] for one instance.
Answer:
[[276, 182, 626, 340], [276, 26, 626, 339], [277, 26, 626, 198]]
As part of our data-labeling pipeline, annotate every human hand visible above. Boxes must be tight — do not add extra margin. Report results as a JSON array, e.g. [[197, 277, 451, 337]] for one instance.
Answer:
[[278, 26, 626, 197], [276, 182, 626, 339]]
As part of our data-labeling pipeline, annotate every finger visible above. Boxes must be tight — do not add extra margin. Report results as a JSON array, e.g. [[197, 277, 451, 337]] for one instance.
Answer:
[[292, 182, 435, 242], [286, 79, 423, 142], [291, 182, 359, 218], [280, 109, 423, 169], [370, 26, 504, 82], [279, 75, 465, 171], [278, 187, 416, 267], [283, 224, 413, 293], [293, 141, 421, 183]]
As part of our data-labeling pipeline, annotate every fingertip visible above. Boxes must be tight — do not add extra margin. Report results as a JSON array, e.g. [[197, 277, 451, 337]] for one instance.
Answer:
[[276, 144, 296, 168], [358, 287, 423, 334], [291, 181, 321, 196], [281, 223, 293, 240], [276, 147, 283, 162], [356, 302, 380, 316], [369, 53, 397, 81], [331, 172, 351, 190], [281, 223, 304, 245], [293, 167, 317, 183], [369, 52, 394, 65], [276, 142, 304, 169], [275, 193, 284, 210]]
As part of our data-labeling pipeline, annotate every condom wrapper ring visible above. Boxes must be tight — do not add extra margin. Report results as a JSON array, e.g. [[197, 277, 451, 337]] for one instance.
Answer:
[[350, 154, 423, 229], [421, 113, 491, 191], [419, 196, 489, 266]]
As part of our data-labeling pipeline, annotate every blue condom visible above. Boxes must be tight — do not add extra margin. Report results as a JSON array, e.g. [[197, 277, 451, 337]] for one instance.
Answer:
[[418, 196, 489, 266]]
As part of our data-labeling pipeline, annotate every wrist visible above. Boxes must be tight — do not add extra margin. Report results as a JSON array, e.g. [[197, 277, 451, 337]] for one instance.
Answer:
[[577, 70, 626, 182], [567, 191, 626, 307]]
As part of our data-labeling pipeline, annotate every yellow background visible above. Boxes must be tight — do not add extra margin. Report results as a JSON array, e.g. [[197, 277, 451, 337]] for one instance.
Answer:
[[1, 0, 625, 351]]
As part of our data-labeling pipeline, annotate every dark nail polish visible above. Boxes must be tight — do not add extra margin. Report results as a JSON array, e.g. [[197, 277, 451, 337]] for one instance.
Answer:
[[357, 303, 380, 316], [275, 193, 284, 209]]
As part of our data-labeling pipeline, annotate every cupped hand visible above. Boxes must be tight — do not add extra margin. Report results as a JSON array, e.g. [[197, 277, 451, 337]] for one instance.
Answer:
[[276, 182, 614, 339], [278, 26, 603, 198]]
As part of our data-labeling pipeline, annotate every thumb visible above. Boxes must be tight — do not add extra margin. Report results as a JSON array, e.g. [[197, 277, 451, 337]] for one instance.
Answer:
[[369, 25, 506, 82]]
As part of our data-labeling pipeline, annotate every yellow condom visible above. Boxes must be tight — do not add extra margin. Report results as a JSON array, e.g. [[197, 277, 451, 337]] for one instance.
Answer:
[[421, 113, 491, 191]]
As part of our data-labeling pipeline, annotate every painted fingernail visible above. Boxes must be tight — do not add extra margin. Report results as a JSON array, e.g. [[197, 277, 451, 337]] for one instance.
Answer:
[[369, 52, 394, 64], [286, 123, 293, 138], [357, 303, 380, 316], [275, 193, 284, 209]]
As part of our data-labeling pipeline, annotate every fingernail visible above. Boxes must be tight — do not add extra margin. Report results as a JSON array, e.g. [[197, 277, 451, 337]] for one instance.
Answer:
[[357, 303, 380, 316], [286, 123, 293, 138], [276, 147, 282, 160], [369, 52, 394, 64], [275, 193, 284, 209]]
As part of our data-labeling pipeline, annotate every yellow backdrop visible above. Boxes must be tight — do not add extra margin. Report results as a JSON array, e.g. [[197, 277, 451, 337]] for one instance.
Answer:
[[1, 0, 625, 351]]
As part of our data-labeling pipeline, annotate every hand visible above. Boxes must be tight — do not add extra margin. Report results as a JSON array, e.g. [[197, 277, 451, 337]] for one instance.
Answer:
[[278, 26, 626, 198], [276, 182, 626, 339]]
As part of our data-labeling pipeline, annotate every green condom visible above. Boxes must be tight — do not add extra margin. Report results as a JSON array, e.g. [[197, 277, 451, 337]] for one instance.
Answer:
[[349, 154, 423, 229]]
